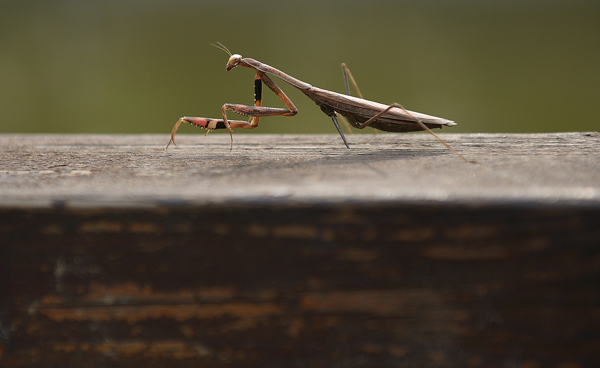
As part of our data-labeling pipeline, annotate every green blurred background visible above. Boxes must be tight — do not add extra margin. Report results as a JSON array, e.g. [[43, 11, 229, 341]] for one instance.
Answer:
[[1, 0, 598, 135]]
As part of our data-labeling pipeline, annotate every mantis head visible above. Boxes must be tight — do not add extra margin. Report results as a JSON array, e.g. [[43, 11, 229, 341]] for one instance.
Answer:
[[211, 42, 242, 71], [226, 54, 242, 71]]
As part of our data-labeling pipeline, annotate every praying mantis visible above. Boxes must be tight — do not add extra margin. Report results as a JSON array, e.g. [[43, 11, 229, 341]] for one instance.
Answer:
[[167, 43, 469, 162]]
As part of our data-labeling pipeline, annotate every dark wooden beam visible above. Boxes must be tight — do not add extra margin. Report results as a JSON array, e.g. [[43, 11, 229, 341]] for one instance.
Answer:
[[1, 133, 599, 367]]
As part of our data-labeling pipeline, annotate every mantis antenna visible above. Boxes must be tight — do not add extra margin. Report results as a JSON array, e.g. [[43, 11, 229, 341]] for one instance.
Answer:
[[211, 42, 232, 56]]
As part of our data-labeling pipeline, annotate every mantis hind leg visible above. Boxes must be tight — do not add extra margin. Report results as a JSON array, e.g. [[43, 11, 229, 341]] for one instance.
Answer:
[[358, 103, 472, 163], [341, 63, 381, 134], [342, 63, 364, 99]]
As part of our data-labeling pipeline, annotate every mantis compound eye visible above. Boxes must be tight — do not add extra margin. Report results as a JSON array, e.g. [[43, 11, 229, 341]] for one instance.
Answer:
[[226, 54, 242, 71]]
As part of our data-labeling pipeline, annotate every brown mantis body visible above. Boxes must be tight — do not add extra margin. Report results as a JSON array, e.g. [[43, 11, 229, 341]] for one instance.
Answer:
[[167, 43, 469, 162]]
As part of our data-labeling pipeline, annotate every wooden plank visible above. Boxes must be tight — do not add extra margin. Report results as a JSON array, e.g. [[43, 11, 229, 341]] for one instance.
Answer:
[[0, 132, 598, 205], [1, 133, 600, 367]]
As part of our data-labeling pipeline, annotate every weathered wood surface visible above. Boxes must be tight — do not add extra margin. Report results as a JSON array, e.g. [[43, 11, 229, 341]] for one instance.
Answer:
[[0, 132, 599, 205], [1, 133, 600, 367]]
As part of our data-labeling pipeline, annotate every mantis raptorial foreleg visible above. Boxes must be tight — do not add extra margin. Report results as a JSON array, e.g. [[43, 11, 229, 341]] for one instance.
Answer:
[[167, 71, 297, 149]]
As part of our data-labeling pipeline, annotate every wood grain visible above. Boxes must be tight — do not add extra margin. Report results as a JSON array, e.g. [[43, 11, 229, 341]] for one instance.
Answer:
[[1, 133, 599, 367]]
